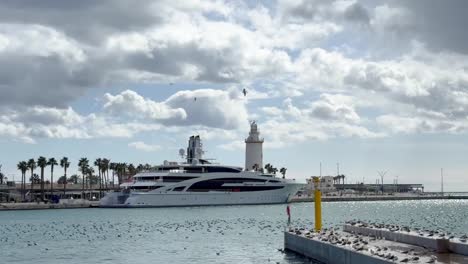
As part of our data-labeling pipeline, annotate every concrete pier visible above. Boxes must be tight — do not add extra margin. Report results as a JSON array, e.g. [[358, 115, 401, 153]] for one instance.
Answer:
[[344, 223, 468, 256], [284, 226, 468, 264], [285, 231, 393, 264]]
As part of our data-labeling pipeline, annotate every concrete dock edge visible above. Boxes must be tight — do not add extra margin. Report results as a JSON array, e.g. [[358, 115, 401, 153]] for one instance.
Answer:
[[343, 224, 450, 253], [284, 232, 392, 264]]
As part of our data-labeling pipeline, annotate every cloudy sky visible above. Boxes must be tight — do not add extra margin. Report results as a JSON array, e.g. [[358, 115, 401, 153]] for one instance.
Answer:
[[1, 0, 467, 191]]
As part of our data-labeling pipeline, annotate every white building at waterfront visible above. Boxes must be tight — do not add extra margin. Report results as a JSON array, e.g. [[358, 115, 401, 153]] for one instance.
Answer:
[[245, 121, 264, 171], [306, 176, 336, 194]]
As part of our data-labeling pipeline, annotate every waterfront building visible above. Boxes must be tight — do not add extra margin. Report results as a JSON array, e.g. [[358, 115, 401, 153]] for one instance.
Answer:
[[305, 176, 336, 195]]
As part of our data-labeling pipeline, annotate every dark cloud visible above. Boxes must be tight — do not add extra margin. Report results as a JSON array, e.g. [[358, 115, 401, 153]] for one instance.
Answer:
[[343, 2, 370, 24], [389, 0, 468, 54], [0, 0, 163, 44], [280, 0, 370, 25], [0, 52, 107, 108]]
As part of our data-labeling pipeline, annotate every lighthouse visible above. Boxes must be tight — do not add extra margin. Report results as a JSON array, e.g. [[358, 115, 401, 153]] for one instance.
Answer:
[[245, 121, 264, 171]]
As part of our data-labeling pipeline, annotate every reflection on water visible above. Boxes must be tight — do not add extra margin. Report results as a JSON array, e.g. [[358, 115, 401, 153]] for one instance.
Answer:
[[1, 200, 467, 264]]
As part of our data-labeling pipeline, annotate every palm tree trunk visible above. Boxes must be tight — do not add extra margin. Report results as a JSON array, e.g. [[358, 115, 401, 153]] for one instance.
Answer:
[[40, 167, 45, 201], [81, 170, 85, 200], [50, 168, 54, 198], [105, 169, 109, 190], [23, 172, 26, 201], [63, 168, 67, 198], [22, 172, 25, 201], [30, 169, 34, 201], [98, 169, 102, 199]]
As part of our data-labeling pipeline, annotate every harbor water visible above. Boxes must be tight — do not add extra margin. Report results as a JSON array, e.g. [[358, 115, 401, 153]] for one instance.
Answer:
[[1, 200, 468, 264]]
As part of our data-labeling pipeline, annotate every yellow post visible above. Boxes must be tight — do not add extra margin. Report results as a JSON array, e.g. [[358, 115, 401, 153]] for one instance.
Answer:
[[313, 177, 322, 232]]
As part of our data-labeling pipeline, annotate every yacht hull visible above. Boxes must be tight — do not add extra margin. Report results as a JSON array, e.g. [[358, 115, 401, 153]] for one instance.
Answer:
[[100, 184, 301, 207]]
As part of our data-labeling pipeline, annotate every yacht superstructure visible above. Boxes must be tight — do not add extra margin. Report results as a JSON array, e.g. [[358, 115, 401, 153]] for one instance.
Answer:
[[100, 123, 301, 207]]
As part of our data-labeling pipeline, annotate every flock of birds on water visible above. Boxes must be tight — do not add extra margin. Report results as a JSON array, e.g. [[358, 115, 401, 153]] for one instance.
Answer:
[[0, 217, 313, 263], [1, 201, 468, 264]]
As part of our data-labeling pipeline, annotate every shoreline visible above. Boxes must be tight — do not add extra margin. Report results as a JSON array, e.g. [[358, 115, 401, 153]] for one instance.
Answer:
[[0, 201, 100, 211], [1, 195, 468, 211]]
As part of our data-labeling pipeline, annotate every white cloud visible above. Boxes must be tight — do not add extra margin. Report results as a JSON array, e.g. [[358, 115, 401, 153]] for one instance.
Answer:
[[370, 4, 414, 33], [376, 114, 467, 135], [165, 89, 249, 129], [0, 24, 86, 63], [289, 46, 468, 135], [0, 88, 251, 143], [128, 141, 161, 152], [310, 94, 360, 123], [218, 141, 244, 151], [1, 0, 468, 145], [257, 96, 383, 148], [103, 90, 187, 121]]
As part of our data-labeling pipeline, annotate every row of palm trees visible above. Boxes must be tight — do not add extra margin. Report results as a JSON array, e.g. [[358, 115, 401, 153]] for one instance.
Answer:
[[264, 163, 287, 179], [17, 157, 153, 201], [17, 157, 69, 201], [333, 174, 346, 185]]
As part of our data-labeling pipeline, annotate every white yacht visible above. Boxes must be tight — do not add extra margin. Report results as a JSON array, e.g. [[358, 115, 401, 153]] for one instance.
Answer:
[[100, 122, 302, 207]]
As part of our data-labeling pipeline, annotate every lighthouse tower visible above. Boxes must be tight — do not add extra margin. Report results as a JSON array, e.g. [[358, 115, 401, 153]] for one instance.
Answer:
[[245, 121, 264, 171]]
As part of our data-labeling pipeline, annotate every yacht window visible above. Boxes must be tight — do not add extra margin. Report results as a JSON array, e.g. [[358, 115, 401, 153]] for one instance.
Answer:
[[163, 176, 198, 182], [204, 167, 242, 173], [131, 186, 163, 190], [184, 167, 203, 173], [173, 186, 186, 191], [187, 178, 282, 192]]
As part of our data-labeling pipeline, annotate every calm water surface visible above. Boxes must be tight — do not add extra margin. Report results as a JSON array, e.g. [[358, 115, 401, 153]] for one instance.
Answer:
[[1, 200, 468, 264]]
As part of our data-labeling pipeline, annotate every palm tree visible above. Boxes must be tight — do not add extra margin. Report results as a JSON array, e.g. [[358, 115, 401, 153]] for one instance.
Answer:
[[117, 163, 128, 184], [68, 175, 79, 184], [271, 167, 278, 175], [109, 162, 117, 188], [17, 161, 28, 201], [94, 158, 103, 198], [0, 164, 3, 185], [86, 167, 95, 199], [137, 164, 144, 172], [100, 159, 107, 193], [47, 158, 58, 198], [60, 157, 70, 197], [280, 167, 287, 179], [37, 156, 48, 201], [102, 158, 110, 189], [27, 159, 36, 200], [128, 163, 136, 176], [252, 163, 259, 171], [78, 158, 89, 199]]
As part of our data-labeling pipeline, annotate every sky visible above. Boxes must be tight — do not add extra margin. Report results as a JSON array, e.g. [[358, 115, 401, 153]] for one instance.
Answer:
[[1, 0, 467, 191]]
